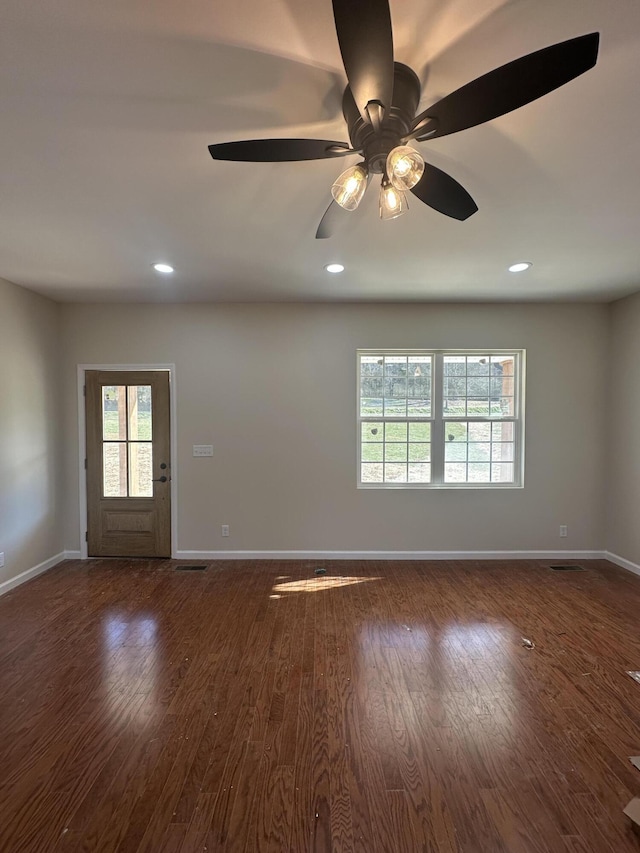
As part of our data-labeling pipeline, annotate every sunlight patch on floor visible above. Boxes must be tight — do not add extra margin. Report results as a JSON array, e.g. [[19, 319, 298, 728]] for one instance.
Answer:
[[272, 576, 381, 594]]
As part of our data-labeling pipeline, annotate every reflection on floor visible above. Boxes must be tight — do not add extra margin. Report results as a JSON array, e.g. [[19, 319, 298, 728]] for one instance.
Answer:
[[1, 556, 640, 851]]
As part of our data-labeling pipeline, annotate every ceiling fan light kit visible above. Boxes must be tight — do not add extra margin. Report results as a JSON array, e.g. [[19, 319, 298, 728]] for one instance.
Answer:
[[386, 145, 425, 192], [379, 179, 408, 220], [208, 1, 599, 238], [331, 164, 369, 210]]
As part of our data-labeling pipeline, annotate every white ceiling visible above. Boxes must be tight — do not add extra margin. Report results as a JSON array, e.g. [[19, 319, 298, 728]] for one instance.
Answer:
[[1, 0, 639, 303]]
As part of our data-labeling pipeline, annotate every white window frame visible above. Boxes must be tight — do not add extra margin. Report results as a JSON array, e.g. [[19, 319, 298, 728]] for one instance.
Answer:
[[357, 349, 525, 489]]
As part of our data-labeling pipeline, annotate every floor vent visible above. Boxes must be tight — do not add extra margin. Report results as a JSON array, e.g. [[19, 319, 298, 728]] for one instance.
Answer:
[[549, 564, 585, 572], [175, 564, 208, 571]]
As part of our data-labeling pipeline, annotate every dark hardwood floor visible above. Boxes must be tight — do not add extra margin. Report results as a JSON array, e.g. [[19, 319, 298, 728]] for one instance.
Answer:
[[1, 558, 640, 852]]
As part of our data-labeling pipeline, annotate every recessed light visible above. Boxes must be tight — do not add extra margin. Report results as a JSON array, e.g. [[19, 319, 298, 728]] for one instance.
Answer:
[[153, 263, 174, 274], [325, 263, 345, 274], [508, 262, 532, 273]]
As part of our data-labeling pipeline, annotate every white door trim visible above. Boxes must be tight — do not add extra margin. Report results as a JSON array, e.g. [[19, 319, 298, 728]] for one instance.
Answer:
[[77, 364, 178, 559]]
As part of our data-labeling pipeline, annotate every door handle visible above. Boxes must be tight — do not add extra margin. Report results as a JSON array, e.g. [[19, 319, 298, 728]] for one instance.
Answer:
[[152, 475, 168, 483]]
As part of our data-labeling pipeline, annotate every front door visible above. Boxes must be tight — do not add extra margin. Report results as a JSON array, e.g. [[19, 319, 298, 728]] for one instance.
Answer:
[[86, 370, 171, 557]]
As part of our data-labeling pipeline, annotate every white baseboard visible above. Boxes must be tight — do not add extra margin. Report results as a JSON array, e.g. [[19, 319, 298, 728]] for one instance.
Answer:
[[175, 549, 606, 562], [64, 550, 82, 560], [0, 551, 73, 597], [603, 551, 640, 577]]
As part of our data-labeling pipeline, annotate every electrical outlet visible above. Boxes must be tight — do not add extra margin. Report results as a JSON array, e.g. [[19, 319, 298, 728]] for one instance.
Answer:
[[0, 552, 4, 567], [559, 525, 568, 538], [221, 525, 230, 537]]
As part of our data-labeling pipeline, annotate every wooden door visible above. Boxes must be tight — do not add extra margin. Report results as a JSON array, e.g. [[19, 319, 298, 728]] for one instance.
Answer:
[[86, 370, 171, 557]]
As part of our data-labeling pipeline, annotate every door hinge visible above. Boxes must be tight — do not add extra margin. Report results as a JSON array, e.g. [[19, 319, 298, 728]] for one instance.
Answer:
[[85, 531, 88, 542], [84, 458, 87, 470], [83, 384, 86, 396]]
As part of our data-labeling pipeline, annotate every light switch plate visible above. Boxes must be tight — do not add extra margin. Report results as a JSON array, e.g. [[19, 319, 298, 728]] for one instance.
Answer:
[[0, 552, 4, 567], [193, 445, 213, 457]]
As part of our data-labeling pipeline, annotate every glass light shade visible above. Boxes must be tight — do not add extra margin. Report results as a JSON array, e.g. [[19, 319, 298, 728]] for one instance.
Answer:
[[379, 180, 408, 220], [386, 145, 425, 191], [331, 164, 368, 211]]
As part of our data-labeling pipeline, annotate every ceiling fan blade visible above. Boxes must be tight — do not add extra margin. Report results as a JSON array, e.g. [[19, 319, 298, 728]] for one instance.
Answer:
[[409, 32, 599, 141], [332, 0, 394, 123], [410, 163, 478, 221], [208, 139, 354, 162], [316, 200, 349, 239]]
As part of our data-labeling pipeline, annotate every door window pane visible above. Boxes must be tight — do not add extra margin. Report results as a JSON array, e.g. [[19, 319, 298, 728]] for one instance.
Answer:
[[103, 443, 127, 496], [102, 386, 126, 440], [129, 443, 153, 497], [128, 386, 152, 440]]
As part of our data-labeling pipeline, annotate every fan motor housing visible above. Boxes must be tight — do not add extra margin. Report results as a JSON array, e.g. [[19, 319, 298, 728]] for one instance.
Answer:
[[342, 62, 422, 173]]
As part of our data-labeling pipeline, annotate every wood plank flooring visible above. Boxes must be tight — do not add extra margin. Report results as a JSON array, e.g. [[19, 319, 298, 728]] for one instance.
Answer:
[[1, 558, 640, 852]]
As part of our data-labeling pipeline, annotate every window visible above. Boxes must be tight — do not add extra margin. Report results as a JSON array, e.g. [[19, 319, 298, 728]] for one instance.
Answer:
[[358, 350, 524, 488], [101, 385, 153, 497]]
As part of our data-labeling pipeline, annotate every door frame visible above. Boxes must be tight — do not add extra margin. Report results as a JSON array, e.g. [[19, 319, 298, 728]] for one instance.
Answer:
[[77, 363, 178, 559]]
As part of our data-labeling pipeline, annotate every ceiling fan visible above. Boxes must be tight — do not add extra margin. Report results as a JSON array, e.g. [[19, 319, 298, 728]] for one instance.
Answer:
[[208, 0, 599, 238]]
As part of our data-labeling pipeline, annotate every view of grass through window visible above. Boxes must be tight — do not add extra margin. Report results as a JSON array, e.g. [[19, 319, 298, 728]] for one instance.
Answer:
[[359, 351, 521, 487], [360, 354, 432, 483], [102, 385, 153, 497]]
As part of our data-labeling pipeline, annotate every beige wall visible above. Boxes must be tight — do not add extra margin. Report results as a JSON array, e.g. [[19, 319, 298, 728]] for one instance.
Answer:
[[60, 302, 608, 554], [0, 277, 63, 586], [607, 291, 640, 565]]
